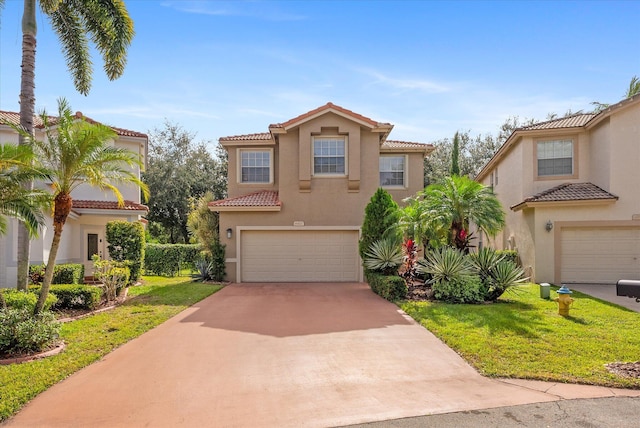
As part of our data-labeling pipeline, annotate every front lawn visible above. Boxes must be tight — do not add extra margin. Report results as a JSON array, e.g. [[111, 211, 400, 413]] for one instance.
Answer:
[[401, 284, 640, 389], [0, 276, 222, 422]]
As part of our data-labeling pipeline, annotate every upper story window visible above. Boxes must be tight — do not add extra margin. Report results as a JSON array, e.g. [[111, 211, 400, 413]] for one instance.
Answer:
[[313, 137, 346, 175], [379, 155, 406, 187], [537, 139, 573, 177], [240, 149, 272, 183]]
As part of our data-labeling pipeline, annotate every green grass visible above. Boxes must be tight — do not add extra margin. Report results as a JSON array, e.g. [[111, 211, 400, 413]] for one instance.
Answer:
[[0, 276, 222, 422], [401, 284, 640, 388]]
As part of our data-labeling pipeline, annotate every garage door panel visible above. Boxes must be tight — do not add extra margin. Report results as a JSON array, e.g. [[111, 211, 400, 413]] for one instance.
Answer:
[[561, 227, 640, 283], [241, 230, 360, 282]]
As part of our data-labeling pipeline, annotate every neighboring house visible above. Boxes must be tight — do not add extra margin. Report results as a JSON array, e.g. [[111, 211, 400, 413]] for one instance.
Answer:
[[0, 111, 148, 288], [476, 94, 640, 285], [209, 102, 433, 283]]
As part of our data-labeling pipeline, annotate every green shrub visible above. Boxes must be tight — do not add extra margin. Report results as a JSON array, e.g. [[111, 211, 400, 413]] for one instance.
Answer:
[[29, 284, 102, 310], [432, 275, 484, 304], [1, 289, 57, 312], [365, 271, 407, 301], [359, 188, 399, 260], [210, 240, 226, 281], [92, 255, 131, 301], [496, 250, 519, 265], [29, 263, 84, 285], [106, 220, 145, 283], [144, 244, 201, 276], [0, 308, 61, 356]]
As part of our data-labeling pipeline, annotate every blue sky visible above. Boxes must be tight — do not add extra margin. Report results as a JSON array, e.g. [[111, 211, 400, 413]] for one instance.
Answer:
[[1, 0, 639, 149]]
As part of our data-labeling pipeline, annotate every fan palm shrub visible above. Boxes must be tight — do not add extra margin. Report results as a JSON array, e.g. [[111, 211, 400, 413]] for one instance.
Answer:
[[363, 237, 403, 275]]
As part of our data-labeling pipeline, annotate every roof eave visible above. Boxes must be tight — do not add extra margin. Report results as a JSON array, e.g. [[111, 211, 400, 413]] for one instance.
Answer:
[[511, 198, 617, 212], [72, 208, 149, 215], [208, 205, 282, 212]]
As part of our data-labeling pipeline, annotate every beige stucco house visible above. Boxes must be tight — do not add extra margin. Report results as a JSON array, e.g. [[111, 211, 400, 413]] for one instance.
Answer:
[[209, 103, 433, 283], [0, 111, 148, 288], [476, 94, 640, 285]]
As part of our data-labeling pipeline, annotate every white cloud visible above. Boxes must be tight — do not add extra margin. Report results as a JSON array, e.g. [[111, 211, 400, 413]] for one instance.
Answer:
[[355, 68, 450, 93], [161, 1, 307, 21]]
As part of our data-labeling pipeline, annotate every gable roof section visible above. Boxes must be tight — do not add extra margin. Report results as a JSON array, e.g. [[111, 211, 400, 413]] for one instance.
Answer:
[[268, 102, 393, 133], [511, 182, 618, 211], [519, 113, 597, 131], [0, 110, 147, 138], [476, 93, 640, 182], [208, 190, 281, 212]]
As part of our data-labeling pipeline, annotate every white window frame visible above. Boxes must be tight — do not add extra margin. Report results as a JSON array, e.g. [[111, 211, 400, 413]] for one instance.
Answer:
[[312, 136, 348, 177], [237, 148, 274, 184], [536, 139, 575, 178], [379, 155, 407, 188]]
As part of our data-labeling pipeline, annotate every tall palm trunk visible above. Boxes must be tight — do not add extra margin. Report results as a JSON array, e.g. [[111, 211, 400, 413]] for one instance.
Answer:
[[17, 0, 38, 291], [34, 193, 72, 315]]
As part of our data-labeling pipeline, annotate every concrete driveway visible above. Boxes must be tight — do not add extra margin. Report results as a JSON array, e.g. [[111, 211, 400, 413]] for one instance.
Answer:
[[4, 283, 637, 427]]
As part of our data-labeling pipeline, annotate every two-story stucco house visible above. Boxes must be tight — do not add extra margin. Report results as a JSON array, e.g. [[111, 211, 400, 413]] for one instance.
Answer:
[[209, 103, 433, 283], [0, 110, 148, 288], [476, 94, 640, 285]]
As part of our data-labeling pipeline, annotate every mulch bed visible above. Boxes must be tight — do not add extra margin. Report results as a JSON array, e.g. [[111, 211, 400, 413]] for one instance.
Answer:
[[606, 362, 640, 379], [406, 281, 435, 301]]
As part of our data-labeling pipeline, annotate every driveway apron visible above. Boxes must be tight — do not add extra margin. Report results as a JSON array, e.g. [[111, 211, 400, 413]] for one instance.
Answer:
[[6, 283, 559, 427]]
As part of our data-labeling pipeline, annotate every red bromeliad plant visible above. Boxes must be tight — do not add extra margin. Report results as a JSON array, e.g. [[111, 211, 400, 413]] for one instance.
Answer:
[[400, 239, 420, 284]]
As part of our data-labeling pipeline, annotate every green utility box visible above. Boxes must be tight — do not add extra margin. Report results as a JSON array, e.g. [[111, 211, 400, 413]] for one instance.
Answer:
[[540, 283, 550, 299]]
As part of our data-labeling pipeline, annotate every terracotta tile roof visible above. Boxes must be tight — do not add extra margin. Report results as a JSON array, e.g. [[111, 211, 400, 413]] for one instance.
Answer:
[[0, 110, 147, 138], [382, 140, 433, 150], [519, 113, 597, 131], [72, 200, 149, 211], [209, 190, 281, 208], [269, 102, 391, 129], [219, 132, 272, 142], [512, 183, 618, 211]]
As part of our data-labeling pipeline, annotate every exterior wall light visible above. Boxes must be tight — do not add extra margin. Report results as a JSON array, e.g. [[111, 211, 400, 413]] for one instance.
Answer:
[[226, 228, 233, 239], [545, 220, 553, 232]]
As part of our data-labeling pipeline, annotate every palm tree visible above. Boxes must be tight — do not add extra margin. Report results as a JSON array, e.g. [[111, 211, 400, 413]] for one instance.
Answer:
[[394, 196, 446, 254], [24, 98, 148, 314], [0, 143, 49, 237], [0, 142, 49, 309], [625, 76, 640, 99], [419, 175, 505, 252], [4, 0, 134, 290]]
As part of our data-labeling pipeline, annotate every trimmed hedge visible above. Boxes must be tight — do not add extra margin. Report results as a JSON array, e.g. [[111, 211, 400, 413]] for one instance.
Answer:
[[29, 284, 102, 310], [29, 263, 84, 285], [1, 289, 58, 312], [106, 220, 145, 283], [365, 270, 407, 302], [496, 250, 519, 266], [144, 244, 201, 276]]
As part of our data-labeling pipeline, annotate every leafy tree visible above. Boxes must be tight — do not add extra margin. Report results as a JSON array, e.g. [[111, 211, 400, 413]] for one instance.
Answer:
[[144, 121, 227, 244], [419, 175, 505, 252], [23, 98, 148, 314], [450, 131, 460, 176], [2, 0, 135, 290], [359, 188, 399, 261], [424, 116, 537, 186]]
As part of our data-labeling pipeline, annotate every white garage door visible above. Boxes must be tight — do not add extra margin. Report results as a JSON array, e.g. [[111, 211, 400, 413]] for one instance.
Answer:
[[241, 230, 360, 282], [561, 227, 640, 283]]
